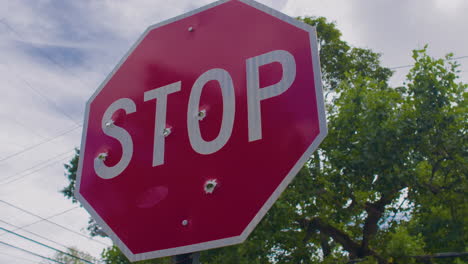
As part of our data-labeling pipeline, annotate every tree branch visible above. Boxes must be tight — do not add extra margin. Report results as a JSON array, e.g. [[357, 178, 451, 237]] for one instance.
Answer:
[[320, 232, 332, 257], [303, 217, 361, 258], [389, 196, 408, 224], [361, 191, 397, 250], [407, 252, 468, 260]]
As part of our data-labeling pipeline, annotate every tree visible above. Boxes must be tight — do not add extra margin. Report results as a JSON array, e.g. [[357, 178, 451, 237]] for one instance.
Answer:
[[41, 247, 97, 264], [300, 17, 392, 91], [100, 246, 171, 264], [403, 48, 467, 262], [62, 17, 467, 264], [197, 28, 467, 264]]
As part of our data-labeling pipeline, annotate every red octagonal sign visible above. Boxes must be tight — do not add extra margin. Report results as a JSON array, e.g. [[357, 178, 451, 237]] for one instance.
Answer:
[[76, 0, 327, 261]]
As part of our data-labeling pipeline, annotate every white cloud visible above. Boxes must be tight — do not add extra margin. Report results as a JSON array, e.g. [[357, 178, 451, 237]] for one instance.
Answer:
[[434, 0, 466, 14], [283, 0, 468, 85]]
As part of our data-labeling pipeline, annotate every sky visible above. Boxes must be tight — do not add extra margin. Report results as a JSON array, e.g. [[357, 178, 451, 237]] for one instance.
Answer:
[[0, 0, 467, 263]]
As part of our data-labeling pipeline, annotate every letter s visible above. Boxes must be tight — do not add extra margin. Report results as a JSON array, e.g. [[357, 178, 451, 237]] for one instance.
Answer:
[[94, 98, 136, 179]]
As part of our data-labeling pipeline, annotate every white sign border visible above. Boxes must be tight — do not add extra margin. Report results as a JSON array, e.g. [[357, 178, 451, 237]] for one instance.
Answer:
[[75, 0, 327, 261]]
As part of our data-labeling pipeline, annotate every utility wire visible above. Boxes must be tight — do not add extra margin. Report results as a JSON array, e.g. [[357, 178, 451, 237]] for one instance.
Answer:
[[0, 113, 48, 139], [0, 19, 92, 89], [0, 218, 73, 251], [389, 55, 468, 70], [1, 155, 72, 185], [0, 200, 109, 247], [0, 151, 74, 185], [0, 240, 65, 264], [0, 149, 74, 183], [0, 60, 81, 126], [0, 19, 84, 129], [0, 206, 80, 237], [17, 71, 82, 126], [0, 125, 81, 164], [0, 227, 94, 264], [0, 250, 37, 263]]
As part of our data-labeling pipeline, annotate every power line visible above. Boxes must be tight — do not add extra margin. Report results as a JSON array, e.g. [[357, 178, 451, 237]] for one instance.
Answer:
[[0, 200, 109, 246], [0, 19, 92, 89], [390, 64, 416, 70], [450, 55, 468, 60], [0, 250, 37, 263], [0, 149, 74, 184], [0, 240, 65, 264], [0, 155, 73, 185], [389, 55, 468, 70], [0, 206, 80, 238], [0, 113, 48, 140], [0, 200, 109, 247], [16, 70, 82, 126], [0, 125, 81, 164], [0, 227, 94, 264], [0, 155, 72, 186], [0, 60, 82, 126], [0, 218, 73, 251], [0, 19, 85, 133]]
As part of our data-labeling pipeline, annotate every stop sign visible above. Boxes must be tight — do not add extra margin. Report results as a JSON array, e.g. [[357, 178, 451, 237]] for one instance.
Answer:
[[76, 0, 326, 261]]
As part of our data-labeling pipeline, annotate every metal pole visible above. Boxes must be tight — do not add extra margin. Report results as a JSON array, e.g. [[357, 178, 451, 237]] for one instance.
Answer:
[[172, 252, 200, 264]]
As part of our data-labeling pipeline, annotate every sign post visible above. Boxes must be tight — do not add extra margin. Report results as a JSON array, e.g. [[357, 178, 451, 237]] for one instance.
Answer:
[[172, 252, 200, 264], [76, 0, 327, 262]]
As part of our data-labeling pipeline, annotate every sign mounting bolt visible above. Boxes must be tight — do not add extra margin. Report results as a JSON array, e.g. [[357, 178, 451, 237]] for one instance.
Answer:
[[188, 26, 194, 32], [182, 220, 189, 226]]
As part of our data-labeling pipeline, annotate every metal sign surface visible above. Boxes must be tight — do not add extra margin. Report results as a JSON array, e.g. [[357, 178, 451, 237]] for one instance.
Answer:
[[76, 0, 327, 261]]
